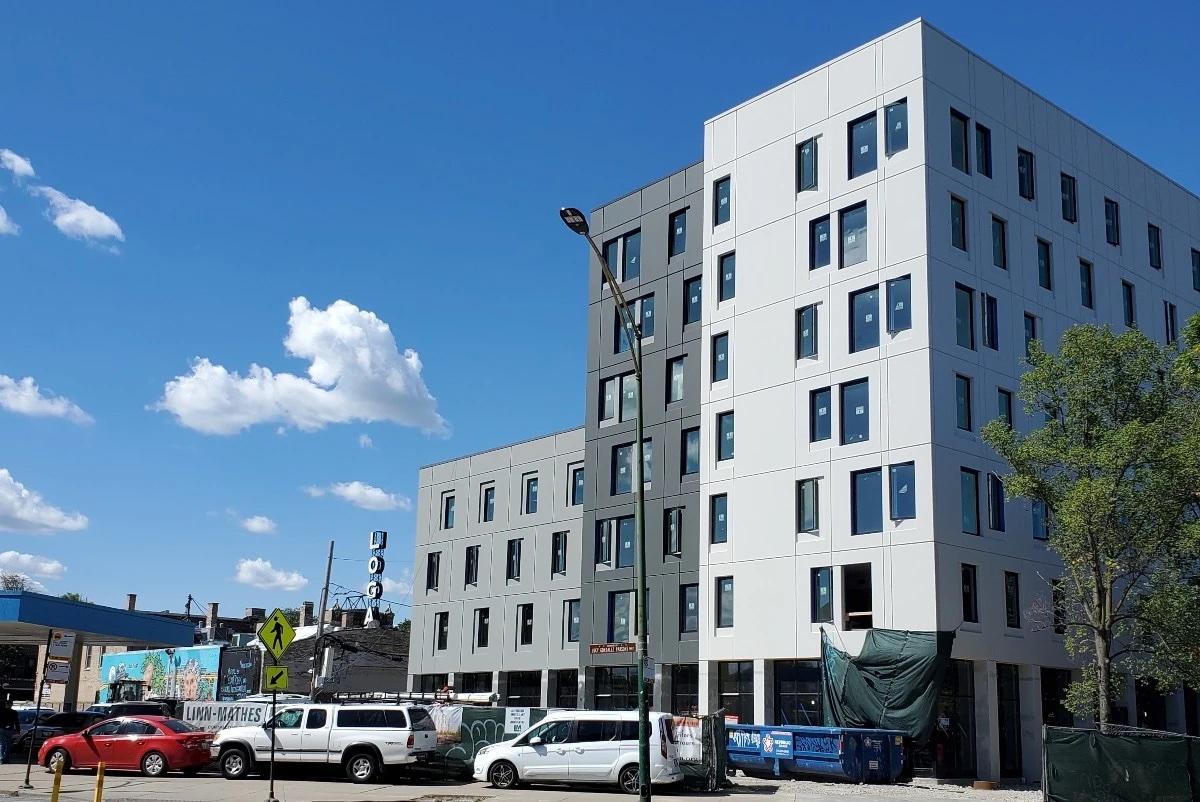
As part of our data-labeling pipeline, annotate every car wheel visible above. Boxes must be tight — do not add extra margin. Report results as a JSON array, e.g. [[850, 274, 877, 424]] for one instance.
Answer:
[[618, 764, 641, 795], [488, 760, 519, 789], [344, 751, 379, 783], [45, 748, 71, 774], [140, 751, 168, 777], [220, 747, 251, 780]]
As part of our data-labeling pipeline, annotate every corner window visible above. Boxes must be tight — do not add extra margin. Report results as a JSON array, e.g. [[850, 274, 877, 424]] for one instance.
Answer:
[[988, 473, 1006, 531], [991, 216, 1008, 269], [1104, 198, 1121, 245], [888, 462, 915, 520], [1017, 148, 1036, 200], [811, 567, 833, 623], [975, 123, 992, 177], [797, 137, 818, 192], [809, 387, 831, 442], [1122, 281, 1136, 328], [1004, 572, 1021, 628], [955, 374, 973, 431], [848, 112, 877, 179], [716, 577, 735, 628], [961, 564, 979, 624], [797, 304, 818, 358], [839, 202, 868, 267], [667, 356, 686, 404], [1148, 223, 1163, 270], [1037, 238, 1053, 291], [886, 276, 911, 333], [850, 468, 882, 535], [950, 109, 970, 173], [717, 411, 735, 461], [1079, 260, 1094, 309], [712, 333, 730, 382], [885, 99, 908, 155], [713, 177, 731, 226], [797, 478, 819, 533], [839, 379, 869, 444], [955, 284, 975, 350], [668, 208, 687, 258], [710, 494, 728, 544], [684, 275, 702, 325], [849, 285, 879, 353], [1060, 173, 1078, 223], [681, 427, 700, 476], [950, 195, 967, 251], [960, 468, 980, 535], [810, 216, 831, 269], [718, 251, 736, 302]]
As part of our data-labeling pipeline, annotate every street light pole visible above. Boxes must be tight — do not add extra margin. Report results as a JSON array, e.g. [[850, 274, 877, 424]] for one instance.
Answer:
[[559, 208, 652, 802]]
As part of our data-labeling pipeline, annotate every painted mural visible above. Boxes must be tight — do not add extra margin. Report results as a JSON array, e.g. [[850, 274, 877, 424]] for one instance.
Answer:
[[98, 646, 221, 702]]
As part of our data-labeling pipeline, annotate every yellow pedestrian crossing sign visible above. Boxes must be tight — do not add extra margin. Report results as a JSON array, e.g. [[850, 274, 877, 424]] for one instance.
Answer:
[[258, 608, 295, 660], [264, 665, 289, 692]]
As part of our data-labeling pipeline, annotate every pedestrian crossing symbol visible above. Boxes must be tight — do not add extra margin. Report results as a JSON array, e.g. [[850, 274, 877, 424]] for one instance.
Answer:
[[258, 608, 296, 660], [264, 665, 289, 692]]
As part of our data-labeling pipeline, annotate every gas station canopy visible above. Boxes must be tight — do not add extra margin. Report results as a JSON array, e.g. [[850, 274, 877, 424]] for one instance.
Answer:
[[0, 591, 194, 648]]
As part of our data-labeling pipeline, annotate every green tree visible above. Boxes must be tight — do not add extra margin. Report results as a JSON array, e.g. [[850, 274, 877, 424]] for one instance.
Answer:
[[61, 592, 89, 603], [982, 320, 1200, 726], [280, 608, 300, 627], [0, 573, 32, 591]]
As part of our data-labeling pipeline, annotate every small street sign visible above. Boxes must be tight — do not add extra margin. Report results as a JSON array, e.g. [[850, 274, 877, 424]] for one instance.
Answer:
[[47, 631, 76, 660], [263, 665, 289, 692], [258, 609, 296, 660], [45, 661, 71, 684], [589, 642, 635, 655]]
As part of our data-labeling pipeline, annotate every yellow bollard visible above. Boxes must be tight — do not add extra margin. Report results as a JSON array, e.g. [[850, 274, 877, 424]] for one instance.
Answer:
[[93, 761, 105, 802], [49, 759, 63, 802]]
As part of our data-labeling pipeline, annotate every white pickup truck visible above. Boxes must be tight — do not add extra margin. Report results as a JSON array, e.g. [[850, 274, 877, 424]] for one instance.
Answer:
[[212, 702, 437, 783]]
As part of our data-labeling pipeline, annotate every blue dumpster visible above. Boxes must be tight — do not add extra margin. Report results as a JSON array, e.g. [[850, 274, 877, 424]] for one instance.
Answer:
[[725, 724, 906, 784], [856, 729, 907, 782]]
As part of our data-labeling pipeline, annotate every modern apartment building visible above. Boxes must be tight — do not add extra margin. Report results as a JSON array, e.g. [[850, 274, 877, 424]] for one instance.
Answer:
[[410, 19, 1200, 782]]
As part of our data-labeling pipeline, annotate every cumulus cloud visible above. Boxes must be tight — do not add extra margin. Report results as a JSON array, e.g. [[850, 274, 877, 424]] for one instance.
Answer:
[[0, 551, 66, 579], [358, 433, 374, 449], [303, 481, 411, 512], [0, 206, 18, 236], [0, 468, 88, 533], [0, 374, 92, 424], [154, 297, 447, 437], [234, 558, 308, 591], [240, 515, 277, 534], [30, 186, 124, 244], [0, 149, 35, 179]]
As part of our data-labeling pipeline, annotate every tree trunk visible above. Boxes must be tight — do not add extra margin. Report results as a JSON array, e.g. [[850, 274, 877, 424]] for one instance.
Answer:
[[1095, 631, 1112, 730]]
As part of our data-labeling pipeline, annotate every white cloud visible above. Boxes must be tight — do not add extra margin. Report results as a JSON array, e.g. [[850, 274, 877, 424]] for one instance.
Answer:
[[30, 185, 124, 244], [365, 568, 413, 600], [0, 149, 35, 179], [0, 551, 66, 579], [0, 468, 88, 533], [0, 206, 18, 236], [358, 433, 374, 449], [234, 558, 308, 591], [0, 374, 92, 424], [154, 297, 447, 437], [240, 515, 277, 534], [304, 481, 411, 512]]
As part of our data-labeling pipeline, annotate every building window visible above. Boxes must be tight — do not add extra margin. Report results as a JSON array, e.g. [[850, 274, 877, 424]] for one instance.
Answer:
[[1165, 301, 1179, 345], [717, 411, 735, 461], [992, 216, 1007, 269], [684, 275, 702, 325], [851, 467, 882, 535], [612, 442, 634, 495], [797, 304, 818, 358], [680, 584, 699, 634], [517, 603, 534, 646], [775, 661, 823, 726], [848, 112, 877, 179], [1004, 572, 1021, 628], [950, 109, 970, 173], [668, 208, 687, 258], [481, 485, 495, 522], [885, 99, 908, 154], [998, 388, 1014, 428], [843, 563, 873, 630], [563, 600, 580, 644], [440, 494, 455, 529], [1122, 281, 1136, 328], [886, 276, 911, 333], [961, 564, 979, 624], [506, 539, 522, 581], [1033, 500, 1050, 540], [889, 462, 916, 520], [950, 195, 967, 251], [712, 332, 729, 382], [616, 517, 635, 568], [976, 123, 992, 177], [594, 667, 638, 711], [603, 229, 641, 282], [475, 607, 489, 648], [1148, 223, 1163, 269], [960, 468, 980, 536], [718, 251, 736, 302], [797, 478, 819, 533], [551, 531, 568, 576], [716, 577, 735, 628], [464, 545, 479, 587], [435, 611, 449, 651], [983, 293, 999, 350], [1017, 148, 1035, 200], [608, 590, 634, 643], [1104, 198, 1121, 245], [710, 494, 728, 544], [682, 427, 700, 476], [718, 660, 754, 724], [1059, 173, 1078, 222], [615, 295, 654, 352], [713, 176, 731, 226], [797, 137, 818, 191], [840, 202, 868, 267], [1023, 313, 1038, 360], [1079, 260, 1094, 309], [664, 507, 683, 556], [849, 285, 879, 353], [840, 379, 869, 444], [641, 438, 652, 486], [810, 387, 831, 442], [571, 466, 585, 506], [955, 284, 975, 350], [811, 566, 833, 623], [988, 473, 1006, 532], [426, 551, 441, 591], [599, 374, 617, 423], [1192, 249, 1200, 292], [955, 374, 973, 431], [524, 475, 538, 514], [667, 356, 686, 404], [595, 520, 613, 566], [1051, 582, 1066, 637], [1037, 238, 1053, 291], [810, 215, 831, 269]]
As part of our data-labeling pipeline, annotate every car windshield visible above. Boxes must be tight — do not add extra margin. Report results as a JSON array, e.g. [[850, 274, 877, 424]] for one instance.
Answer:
[[162, 719, 199, 733], [407, 707, 435, 731]]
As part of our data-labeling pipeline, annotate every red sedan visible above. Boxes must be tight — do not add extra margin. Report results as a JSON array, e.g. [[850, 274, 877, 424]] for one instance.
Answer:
[[38, 716, 213, 777]]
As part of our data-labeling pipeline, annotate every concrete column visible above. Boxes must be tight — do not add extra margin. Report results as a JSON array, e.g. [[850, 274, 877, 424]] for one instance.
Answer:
[[496, 672, 509, 706], [539, 670, 550, 708], [491, 671, 503, 706], [973, 660, 1000, 781], [1018, 664, 1044, 782], [699, 661, 718, 716], [578, 668, 590, 710], [756, 660, 774, 725]]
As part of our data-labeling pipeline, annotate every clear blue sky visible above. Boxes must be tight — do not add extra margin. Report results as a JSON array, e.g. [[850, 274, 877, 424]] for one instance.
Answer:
[[2, 1, 1197, 615]]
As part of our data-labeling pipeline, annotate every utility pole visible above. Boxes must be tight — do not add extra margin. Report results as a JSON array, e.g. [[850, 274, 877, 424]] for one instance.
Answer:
[[310, 540, 334, 699]]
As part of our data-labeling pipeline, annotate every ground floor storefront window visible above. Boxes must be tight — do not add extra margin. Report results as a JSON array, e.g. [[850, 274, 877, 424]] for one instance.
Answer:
[[594, 666, 638, 710], [718, 661, 754, 724], [914, 658, 975, 778], [555, 669, 578, 709], [505, 670, 541, 707], [997, 663, 1022, 777], [774, 660, 822, 726], [671, 664, 698, 715], [458, 672, 492, 693], [1041, 668, 1073, 727], [416, 673, 448, 694]]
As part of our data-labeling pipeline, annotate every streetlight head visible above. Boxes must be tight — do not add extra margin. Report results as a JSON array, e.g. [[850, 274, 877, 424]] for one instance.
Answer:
[[559, 207, 590, 236]]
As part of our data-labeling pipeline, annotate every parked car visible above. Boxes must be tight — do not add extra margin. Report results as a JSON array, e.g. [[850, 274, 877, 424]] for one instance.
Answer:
[[38, 716, 213, 777], [212, 702, 437, 783], [16, 711, 107, 751], [15, 707, 55, 740], [84, 701, 171, 718], [473, 711, 683, 794]]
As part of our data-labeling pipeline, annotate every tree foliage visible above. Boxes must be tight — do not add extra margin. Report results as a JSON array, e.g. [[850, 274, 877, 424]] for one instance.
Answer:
[[60, 592, 89, 603], [982, 318, 1200, 725]]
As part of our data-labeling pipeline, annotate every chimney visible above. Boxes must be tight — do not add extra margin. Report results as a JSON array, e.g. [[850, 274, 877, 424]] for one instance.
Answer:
[[126, 594, 137, 611], [206, 602, 219, 640], [300, 601, 314, 628]]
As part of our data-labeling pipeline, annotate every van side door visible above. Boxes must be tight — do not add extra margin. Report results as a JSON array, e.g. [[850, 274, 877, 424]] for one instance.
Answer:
[[300, 707, 332, 763], [568, 719, 624, 781]]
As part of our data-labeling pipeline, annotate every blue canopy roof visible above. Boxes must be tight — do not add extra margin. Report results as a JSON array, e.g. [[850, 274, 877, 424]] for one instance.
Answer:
[[0, 591, 194, 647]]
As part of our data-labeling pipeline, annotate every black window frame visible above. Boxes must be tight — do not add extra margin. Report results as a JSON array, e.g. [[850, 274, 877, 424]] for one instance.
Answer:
[[797, 137, 818, 192], [955, 373, 973, 431], [850, 467, 883, 535], [961, 563, 979, 624], [809, 386, 832, 442], [713, 176, 731, 226], [716, 576, 735, 628], [960, 468, 980, 536], [797, 477, 819, 533], [517, 603, 534, 646], [811, 567, 833, 623], [955, 284, 975, 350], [1079, 259, 1094, 309], [680, 584, 699, 634], [950, 109, 970, 174], [718, 251, 736, 303], [810, 215, 831, 269], [975, 123, 992, 177], [1037, 238, 1053, 291], [797, 303, 818, 358], [888, 461, 916, 521], [425, 551, 440, 592], [992, 215, 1008, 270], [681, 427, 700, 476], [506, 538, 522, 582], [950, 195, 967, 251], [716, 411, 734, 461], [983, 293, 999, 350], [571, 466, 585, 506], [1104, 198, 1121, 245], [848, 285, 880, 353], [847, 111, 878, 179], [1017, 148, 1036, 200], [711, 332, 729, 382], [1122, 280, 1136, 328], [464, 544, 480, 587], [1148, 223, 1163, 270], [884, 98, 908, 155], [988, 472, 1006, 532], [710, 493, 728, 544], [839, 378, 870, 445], [839, 202, 868, 268], [435, 611, 449, 651], [1060, 173, 1078, 223], [551, 531, 569, 576], [1004, 571, 1021, 628], [998, 388, 1014, 428], [668, 208, 688, 258], [683, 275, 702, 325]]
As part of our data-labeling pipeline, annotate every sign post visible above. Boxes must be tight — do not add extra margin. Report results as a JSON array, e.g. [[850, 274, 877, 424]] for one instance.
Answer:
[[257, 609, 295, 802], [23, 630, 74, 789]]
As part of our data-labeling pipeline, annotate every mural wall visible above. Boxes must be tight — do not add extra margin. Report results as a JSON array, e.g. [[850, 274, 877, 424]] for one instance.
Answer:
[[98, 646, 221, 702]]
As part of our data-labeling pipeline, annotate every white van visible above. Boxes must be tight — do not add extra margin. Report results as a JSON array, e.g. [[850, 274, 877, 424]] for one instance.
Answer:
[[473, 711, 682, 794], [213, 702, 437, 783]]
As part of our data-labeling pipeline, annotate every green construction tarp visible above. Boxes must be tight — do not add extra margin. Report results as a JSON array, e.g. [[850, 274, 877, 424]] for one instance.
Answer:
[[821, 628, 954, 743], [1044, 727, 1197, 802]]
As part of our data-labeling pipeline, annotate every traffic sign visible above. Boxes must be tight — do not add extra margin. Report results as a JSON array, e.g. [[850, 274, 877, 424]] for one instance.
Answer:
[[258, 609, 296, 660], [263, 665, 289, 692], [47, 631, 76, 660], [45, 661, 71, 684]]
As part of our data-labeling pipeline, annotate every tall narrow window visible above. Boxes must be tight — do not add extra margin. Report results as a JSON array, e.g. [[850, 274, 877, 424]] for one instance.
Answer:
[[961, 564, 979, 623], [595, 520, 613, 566], [886, 275, 911, 333], [998, 388, 1014, 428], [983, 293, 999, 350], [848, 112, 877, 179], [811, 567, 833, 623], [1165, 301, 1179, 345], [1037, 238, 1053, 290], [840, 379, 869, 444], [641, 438, 653, 486], [426, 551, 441, 591], [712, 333, 729, 382], [1017, 148, 1036, 200], [1079, 260, 1094, 309], [716, 577, 735, 628], [797, 478, 819, 533], [988, 473, 1006, 531], [603, 237, 619, 278], [950, 195, 967, 251], [713, 177, 731, 226], [717, 411, 735, 461], [1192, 249, 1200, 292], [849, 285, 879, 353], [1122, 281, 1136, 328], [616, 516, 635, 568], [1023, 313, 1038, 360], [840, 202, 868, 267], [797, 137, 818, 191], [621, 230, 641, 281], [664, 507, 683, 556], [599, 375, 618, 423], [810, 216, 831, 269], [960, 468, 980, 535], [481, 485, 496, 522], [667, 356, 686, 404], [684, 276, 702, 325], [992, 216, 1008, 269], [1004, 572, 1021, 628], [464, 545, 479, 586], [955, 284, 975, 349], [810, 387, 831, 442], [1148, 223, 1163, 269], [950, 109, 970, 173], [518, 603, 534, 646], [851, 468, 883, 535], [1104, 198, 1121, 245], [885, 99, 908, 155], [975, 123, 992, 177], [1060, 173, 1078, 222], [797, 304, 818, 358], [889, 462, 916, 520], [435, 612, 449, 651], [571, 466, 585, 506], [1033, 500, 1050, 540], [1052, 580, 1065, 635], [682, 428, 700, 476], [680, 585, 699, 633], [955, 374, 973, 431], [620, 373, 637, 421], [565, 599, 580, 643], [668, 208, 687, 258], [718, 251, 736, 302], [608, 591, 633, 643], [612, 442, 634, 495], [506, 539, 522, 581], [475, 608, 490, 648], [551, 531, 568, 575], [441, 494, 455, 530], [710, 494, 728, 544], [524, 475, 539, 514]]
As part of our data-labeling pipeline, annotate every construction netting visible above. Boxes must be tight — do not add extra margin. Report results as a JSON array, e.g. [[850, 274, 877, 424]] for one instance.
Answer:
[[1044, 725, 1200, 802]]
